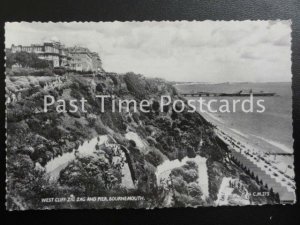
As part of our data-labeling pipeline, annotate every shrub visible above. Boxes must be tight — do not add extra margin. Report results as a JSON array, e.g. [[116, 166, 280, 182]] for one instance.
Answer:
[[162, 104, 169, 113], [70, 88, 82, 99], [145, 149, 164, 167], [123, 72, 148, 99], [68, 110, 81, 118], [129, 140, 136, 148], [74, 120, 83, 129], [96, 84, 104, 93], [31, 69, 54, 76], [95, 124, 107, 135], [109, 74, 119, 86], [186, 146, 196, 158], [132, 112, 140, 124], [6, 51, 52, 69], [146, 136, 156, 146], [152, 100, 160, 111], [53, 67, 66, 76]]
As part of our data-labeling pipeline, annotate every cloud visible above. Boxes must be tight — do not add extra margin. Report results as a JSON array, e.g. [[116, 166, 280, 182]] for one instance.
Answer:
[[240, 51, 261, 60], [274, 34, 291, 46], [5, 21, 292, 82]]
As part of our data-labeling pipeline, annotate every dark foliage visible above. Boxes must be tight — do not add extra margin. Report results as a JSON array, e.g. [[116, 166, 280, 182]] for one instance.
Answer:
[[6, 51, 53, 69]]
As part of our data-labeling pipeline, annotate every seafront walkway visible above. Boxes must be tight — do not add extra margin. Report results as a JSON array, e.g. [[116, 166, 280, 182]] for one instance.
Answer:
[[231, 151, 295, 203]]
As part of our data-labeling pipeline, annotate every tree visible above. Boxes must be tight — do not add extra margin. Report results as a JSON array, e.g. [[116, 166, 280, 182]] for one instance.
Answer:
[[162, 104, 169, 113], [6, 51, 16, 68], [255, 175, 259, 184], [59, 155, 121, 194], [53, 67, 66, 75], [152, 100, 160, 111], [187, 182, 203, 198], [129, 140, 136, 148], [6, 52, 52, 69], [274, 193, 280, 203], [96, 84, 104, 93], [186, 146, 196, 158], [270, 188, 274, 196]]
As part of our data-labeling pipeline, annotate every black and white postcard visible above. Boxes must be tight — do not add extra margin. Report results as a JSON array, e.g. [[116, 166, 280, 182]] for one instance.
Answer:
[[5, 21, 295, 210]]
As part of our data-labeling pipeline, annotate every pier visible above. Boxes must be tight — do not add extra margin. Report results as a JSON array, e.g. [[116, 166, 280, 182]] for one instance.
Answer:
[[181, 90, 276, 97]]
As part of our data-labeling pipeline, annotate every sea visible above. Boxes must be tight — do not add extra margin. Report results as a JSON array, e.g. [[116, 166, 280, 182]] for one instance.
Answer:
[[175, 82, 293, 155]]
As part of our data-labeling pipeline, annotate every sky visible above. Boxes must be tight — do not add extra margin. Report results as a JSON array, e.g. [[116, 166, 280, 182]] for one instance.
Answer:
[[5, 21, 292, 82]]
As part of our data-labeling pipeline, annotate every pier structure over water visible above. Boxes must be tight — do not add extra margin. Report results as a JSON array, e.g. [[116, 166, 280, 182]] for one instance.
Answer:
[[181, 90, 276, 97]]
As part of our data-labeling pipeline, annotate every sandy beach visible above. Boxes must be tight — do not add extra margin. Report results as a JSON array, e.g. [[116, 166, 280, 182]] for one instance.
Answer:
[[193, 106, 296, 197], [215, 128, 295, 193]]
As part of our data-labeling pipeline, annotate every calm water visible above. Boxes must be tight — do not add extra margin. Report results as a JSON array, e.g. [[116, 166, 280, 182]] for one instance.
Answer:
[[175, 82, 293, 154]]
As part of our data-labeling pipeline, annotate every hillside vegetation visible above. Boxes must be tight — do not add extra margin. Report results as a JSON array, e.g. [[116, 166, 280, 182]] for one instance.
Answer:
[[6, 71, 275, 209]]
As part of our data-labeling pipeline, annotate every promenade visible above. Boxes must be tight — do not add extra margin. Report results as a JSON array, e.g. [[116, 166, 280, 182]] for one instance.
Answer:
[[230, 150, 295, 203]]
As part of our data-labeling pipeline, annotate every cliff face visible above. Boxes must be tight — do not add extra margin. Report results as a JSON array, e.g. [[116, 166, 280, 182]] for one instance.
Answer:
[[6, 72, 275, 209]]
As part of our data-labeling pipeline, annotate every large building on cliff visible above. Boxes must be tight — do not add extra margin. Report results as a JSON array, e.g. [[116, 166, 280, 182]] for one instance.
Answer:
[[10, 40, 103, 72], [11, 41, 67, 68], [67, 46, 103, 72]]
